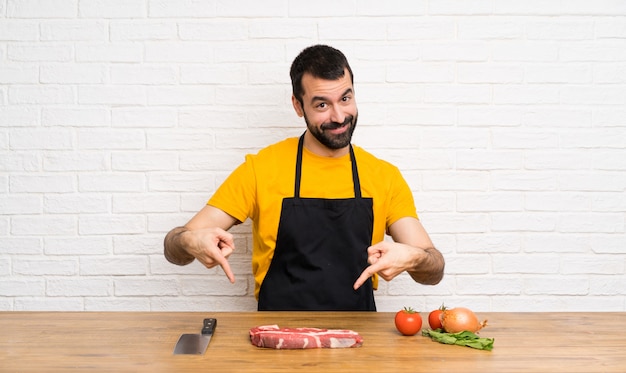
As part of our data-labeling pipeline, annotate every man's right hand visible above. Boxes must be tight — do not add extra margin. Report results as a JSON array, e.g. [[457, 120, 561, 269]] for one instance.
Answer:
[[164, 205, 240, 283], [180, 227, 236, 283]]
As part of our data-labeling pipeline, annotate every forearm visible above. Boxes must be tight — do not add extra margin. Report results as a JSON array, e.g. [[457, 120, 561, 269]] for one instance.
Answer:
[[163, 226, 195, 265], [407, 246, 445, 285]]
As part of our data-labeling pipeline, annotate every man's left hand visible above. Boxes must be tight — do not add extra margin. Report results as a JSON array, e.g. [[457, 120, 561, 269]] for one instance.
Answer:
[[353, 241, 415, 290]]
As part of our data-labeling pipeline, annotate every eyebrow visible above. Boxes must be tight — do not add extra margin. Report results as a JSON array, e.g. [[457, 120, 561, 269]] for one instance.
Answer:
[[310, 88, 353, 105]]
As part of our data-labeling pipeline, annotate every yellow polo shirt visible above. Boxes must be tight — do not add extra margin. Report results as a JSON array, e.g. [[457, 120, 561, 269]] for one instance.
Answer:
[[208, 137, 418, 299]]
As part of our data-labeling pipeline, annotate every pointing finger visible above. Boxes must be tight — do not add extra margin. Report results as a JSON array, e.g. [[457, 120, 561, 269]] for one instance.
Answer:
[[353, 262, 382, 290], [220, 259, 236, 284], [216, 242, 236, 283]]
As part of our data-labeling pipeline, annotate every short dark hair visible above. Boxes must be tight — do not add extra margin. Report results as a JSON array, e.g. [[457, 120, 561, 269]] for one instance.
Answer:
[[290, 45, 354, 105]]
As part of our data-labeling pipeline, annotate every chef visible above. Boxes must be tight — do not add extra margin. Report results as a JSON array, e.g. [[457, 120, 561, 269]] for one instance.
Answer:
[[164, 45, 445, 311]]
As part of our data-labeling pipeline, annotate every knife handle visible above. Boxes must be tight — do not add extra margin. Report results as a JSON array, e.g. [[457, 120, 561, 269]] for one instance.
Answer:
[[202, 318, 217, 335]]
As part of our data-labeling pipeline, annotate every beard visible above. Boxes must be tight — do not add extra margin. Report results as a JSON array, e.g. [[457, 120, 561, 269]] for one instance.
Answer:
[[304, 111, 358, 150]]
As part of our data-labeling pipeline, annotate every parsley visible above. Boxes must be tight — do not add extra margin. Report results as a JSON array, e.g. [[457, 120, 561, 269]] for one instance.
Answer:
[[422, 329, 494, 351]]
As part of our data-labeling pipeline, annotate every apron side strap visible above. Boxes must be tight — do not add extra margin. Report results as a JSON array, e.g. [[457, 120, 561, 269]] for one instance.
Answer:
[[349, 145, 362, 199], [294, 134, 305, 198]]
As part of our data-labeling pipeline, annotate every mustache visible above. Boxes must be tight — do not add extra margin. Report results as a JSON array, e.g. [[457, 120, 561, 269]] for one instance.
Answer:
[[320, 116, 353, 130]]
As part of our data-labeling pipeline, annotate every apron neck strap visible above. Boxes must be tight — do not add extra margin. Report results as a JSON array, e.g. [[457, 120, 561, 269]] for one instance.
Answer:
[[295, 133, 362, 199]]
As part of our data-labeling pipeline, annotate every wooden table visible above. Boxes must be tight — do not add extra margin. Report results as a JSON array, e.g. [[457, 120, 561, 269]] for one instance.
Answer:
[[0, 312, 624, 372]]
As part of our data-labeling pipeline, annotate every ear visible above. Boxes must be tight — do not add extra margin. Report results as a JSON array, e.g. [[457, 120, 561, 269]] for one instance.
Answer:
[[291, 95, 304, 117]]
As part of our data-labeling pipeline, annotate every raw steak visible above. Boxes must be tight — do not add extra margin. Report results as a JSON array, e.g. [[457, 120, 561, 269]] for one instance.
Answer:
[[249, 325, 363, 349]]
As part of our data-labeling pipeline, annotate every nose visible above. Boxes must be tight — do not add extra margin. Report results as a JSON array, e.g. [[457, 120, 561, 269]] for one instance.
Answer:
[[329, 105, 346, 124]]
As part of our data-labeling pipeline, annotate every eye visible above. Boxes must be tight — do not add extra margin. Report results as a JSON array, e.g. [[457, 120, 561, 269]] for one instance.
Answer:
[[316, 102, 327, 109]]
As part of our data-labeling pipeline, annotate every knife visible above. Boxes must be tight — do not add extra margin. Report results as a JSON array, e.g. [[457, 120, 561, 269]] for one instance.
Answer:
[[173, 318, 217, 355]]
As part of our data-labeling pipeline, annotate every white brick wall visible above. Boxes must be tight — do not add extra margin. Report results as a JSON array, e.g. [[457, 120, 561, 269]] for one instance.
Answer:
[[1, 1, 625, 312]]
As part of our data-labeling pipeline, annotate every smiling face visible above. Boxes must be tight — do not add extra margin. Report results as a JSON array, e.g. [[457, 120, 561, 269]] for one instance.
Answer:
[[292, 69, 358, 157]]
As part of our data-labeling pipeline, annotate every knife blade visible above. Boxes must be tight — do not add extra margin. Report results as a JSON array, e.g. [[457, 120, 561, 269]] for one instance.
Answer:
[[173, 318, 217, 355]]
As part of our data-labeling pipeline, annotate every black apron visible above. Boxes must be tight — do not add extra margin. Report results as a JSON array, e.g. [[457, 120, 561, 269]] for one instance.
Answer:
[[257, 134, 376, 311]]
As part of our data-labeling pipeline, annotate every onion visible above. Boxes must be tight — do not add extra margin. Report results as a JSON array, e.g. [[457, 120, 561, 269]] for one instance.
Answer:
[[441, 307, 488, 333]]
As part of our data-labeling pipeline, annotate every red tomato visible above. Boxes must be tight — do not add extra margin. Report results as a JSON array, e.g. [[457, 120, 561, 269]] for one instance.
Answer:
[[428, 304, 447, 330], [394, 307, 423, 336]]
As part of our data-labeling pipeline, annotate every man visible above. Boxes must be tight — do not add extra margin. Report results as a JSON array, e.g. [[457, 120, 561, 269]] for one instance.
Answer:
[[164, 44, 444, 311]]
